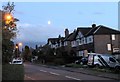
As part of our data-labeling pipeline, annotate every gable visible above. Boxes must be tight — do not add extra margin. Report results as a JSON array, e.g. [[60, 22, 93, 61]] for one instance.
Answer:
[[76, 31, 83, 39]]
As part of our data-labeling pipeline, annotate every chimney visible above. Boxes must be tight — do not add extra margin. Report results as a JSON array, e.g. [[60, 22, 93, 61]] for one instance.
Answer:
[[58, 35, 61, 38], [65, 28, 69, 37], [73, 29, 76, 32], [92, 24, 96, 28]]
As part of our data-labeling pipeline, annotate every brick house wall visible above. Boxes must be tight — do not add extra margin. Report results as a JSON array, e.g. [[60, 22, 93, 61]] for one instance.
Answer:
[[64, 41, 71, 54], [94, 35, 111, 54], [112, 34, 120, 52], [119, 34, 120, 51], [94, 34, 120, 54]]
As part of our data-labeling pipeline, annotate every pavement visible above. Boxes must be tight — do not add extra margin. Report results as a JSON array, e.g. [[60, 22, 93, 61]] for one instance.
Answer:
[[32, 63, 120, 81]]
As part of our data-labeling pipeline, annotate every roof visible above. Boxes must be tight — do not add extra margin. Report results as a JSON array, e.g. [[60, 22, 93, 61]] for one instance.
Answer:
[[86, 25, 120, 36], [48, 37, 65, 44], [64, 33, 72, 41], [47, 24, 120, 43], [95, 25, 120, 35], [59, 37, 65, 41], [48, 38, 59, 44], [77, 28, 91, 36], [85, 27, 98, 36], [64, 30, 77, 41]]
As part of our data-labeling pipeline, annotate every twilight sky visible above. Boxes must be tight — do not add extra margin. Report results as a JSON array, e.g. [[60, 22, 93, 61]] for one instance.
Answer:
[[1, 2, 118, 47]]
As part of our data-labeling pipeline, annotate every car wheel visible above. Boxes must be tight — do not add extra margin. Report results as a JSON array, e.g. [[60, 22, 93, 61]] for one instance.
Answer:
[[95, 64, 100, 68], [80, 62, 83, 65], [115, 66, 120, 73]]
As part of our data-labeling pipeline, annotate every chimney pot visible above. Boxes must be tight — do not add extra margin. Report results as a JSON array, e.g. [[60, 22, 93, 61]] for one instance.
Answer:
[[92, 24, 96, 28]]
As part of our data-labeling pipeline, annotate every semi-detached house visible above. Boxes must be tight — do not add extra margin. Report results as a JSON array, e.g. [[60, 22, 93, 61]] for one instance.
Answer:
[[47, 24, 120, 57], [74, 24, 120, 57]]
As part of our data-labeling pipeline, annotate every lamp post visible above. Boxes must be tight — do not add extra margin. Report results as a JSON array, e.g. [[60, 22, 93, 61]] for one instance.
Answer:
[[18, 42, 22, 50], [15, 43, 22, 58], [15, 44, 19, 58], [18, 42, 23, 58]]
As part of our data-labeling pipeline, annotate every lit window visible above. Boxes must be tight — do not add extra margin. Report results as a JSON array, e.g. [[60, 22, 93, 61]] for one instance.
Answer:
[[112, 34, 115, 40], [107, 44, 111, 51]]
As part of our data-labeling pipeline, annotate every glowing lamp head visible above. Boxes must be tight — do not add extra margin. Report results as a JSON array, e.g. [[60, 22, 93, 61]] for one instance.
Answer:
[[18, 43, 22, 46], [4, 14, 12, 21], [5, 20, 10, 24], [15, 46, 18, 49], [15, 44, 19, 49]]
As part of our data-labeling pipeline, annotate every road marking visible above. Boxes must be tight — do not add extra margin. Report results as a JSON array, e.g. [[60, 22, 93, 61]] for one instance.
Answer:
[[65, 76, 81, 80], [39, 70, 47, 73], [25, 75, 35, 80], [49, 72, 60, 76], [42, 65, 47, 66]]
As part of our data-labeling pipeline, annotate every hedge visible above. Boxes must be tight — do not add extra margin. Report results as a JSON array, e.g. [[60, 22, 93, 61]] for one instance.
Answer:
[[2, 64, 24, 81]]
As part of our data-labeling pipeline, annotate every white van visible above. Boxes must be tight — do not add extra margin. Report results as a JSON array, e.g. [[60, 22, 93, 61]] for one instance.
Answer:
[[87, 53, 120, 69]]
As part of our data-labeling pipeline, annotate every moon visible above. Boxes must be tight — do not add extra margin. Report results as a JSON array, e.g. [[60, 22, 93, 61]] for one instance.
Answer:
[[48, 20, 51, 25]]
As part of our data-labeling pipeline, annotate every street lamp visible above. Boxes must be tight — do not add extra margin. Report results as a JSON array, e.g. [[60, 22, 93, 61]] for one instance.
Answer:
[[18, 42, 23, 58], [4, 13, 15, 29], [18, 42, 22, 47], [15, 43, 22, 58], [15, 44, 19, 58], [18, 42, 22, 50], [4, 14, 12, 20], [15, 45, 18, 49], [4, 13, 13, 24]]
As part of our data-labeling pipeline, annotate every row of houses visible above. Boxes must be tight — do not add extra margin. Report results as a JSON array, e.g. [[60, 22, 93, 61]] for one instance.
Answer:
[[47, 24, 120, 57]]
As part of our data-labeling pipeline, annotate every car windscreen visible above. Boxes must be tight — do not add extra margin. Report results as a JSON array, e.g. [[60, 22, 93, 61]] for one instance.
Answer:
[[109, 57, 116, 63], [13, 61, 22, 63]]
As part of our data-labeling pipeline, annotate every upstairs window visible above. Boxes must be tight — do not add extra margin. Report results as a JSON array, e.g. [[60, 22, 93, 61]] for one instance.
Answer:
[[89, 38, 91, 41], [64, 41, 68, 46], [112, 34, 115, 40], [87, 36, 93, 44], [72, 41, 76, 47]]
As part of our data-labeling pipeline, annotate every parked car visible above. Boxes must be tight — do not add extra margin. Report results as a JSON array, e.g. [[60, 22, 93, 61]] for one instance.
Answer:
[[9, 58, 23, 65], [87, 53, 120, 70], [31, 56, 38, 62], [75, 57, 88, 65], [81, 57, 88, 65], [112, 53, 120, 63]]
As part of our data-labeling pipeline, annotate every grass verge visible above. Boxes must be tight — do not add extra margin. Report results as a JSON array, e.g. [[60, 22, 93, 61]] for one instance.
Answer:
[[93, 67, 120, 74], [65, 63, 120, 74], [65, 63, 86, 68]]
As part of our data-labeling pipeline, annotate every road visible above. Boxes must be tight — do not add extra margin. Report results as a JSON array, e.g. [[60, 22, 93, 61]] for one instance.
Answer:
[[24, 63, 117, 81]]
